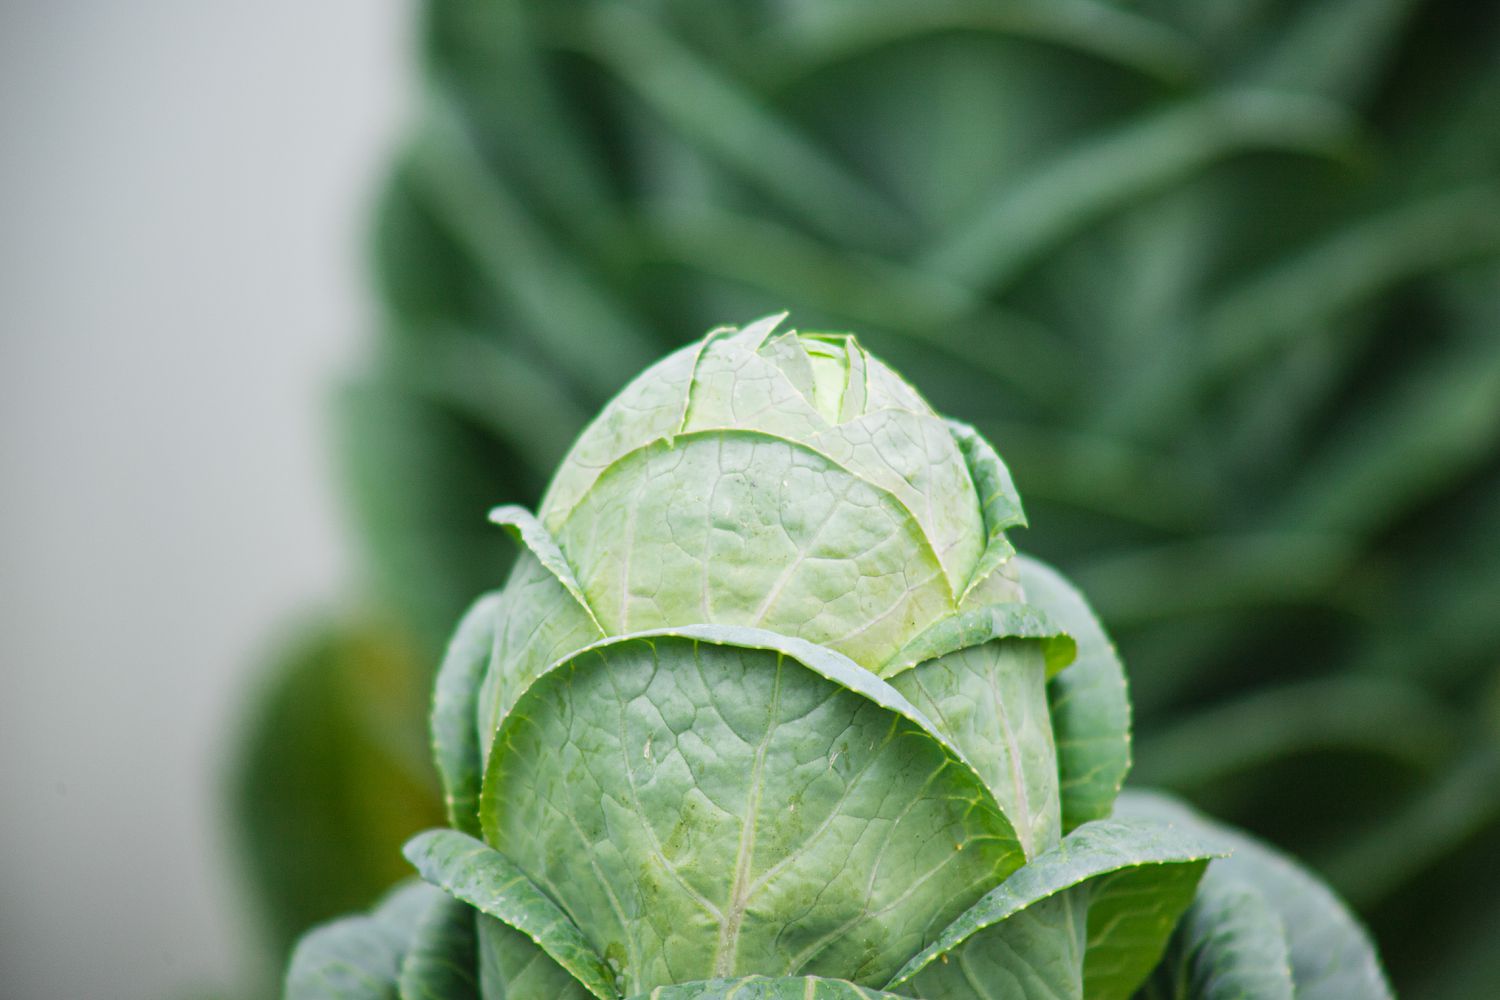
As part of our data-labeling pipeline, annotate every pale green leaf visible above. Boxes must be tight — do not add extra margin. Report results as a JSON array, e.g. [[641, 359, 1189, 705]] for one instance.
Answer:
[[486, 505, 603, 630], [476, 915, 592, 1000], [552, 430, 954, 668], [676, 327, 986, 594], [626, 975, 913, 999], [1017, 557, 1132, 832], [948, 419, 1032, 605], [759, 330, 820, 403], [540, 322, 984, 613], [886, 605, 1073, 855], [1081, 856, 1213, 999], [903, 894, 1087, 1000], [432, 592, 502, 837], [537, 331, 714, 529], [809, 414, 986, 599], [947, 420, 1026, 604], [949, 420, 1027, 533], [892, 638, 1060, 859], [402, 829, 618, 1000], [885, 603, 1075, 678], [886, 818, 1216, 998], [482, 625, 1023, 994], [474, 507, 605, 763]]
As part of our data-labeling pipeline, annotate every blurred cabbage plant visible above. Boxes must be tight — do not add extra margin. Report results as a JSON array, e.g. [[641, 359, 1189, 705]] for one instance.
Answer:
[[234, 2, 1500, 996]]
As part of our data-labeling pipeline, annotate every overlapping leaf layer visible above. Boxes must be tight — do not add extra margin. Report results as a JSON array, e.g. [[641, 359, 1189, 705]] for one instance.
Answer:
[[287, 324, 1389, 1000]]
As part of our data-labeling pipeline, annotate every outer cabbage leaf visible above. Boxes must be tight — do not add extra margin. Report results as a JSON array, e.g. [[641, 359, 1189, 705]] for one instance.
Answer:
[[432, 592, 502, 837], [474, 506, 605, 761], [402, 829, 618, 999], [476, 916, 593, 1000], [1016, 556, 1132, 832], [1136, 871, 1294, 1000], [286, 881, 440, 1000], [481, 625, 1024, 994], [1116, 791, 1392, 1000], [625, 976, 914, 999], [946, 420, 1026, 605], [886, 818, 1218, 999], [1082, 853, 1212, 999], [397, 893, 480, 1000], [886, 604, 1075, 856]]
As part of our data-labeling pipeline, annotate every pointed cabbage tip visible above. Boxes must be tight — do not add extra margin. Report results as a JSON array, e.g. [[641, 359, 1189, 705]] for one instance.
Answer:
[[714, 310, 919, 429], [487, 504, 525, 526], [697, 310, 793, 354]]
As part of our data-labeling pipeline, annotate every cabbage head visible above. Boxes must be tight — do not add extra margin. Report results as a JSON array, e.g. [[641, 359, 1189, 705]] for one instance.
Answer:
[[286, 317, 1391, 1000]]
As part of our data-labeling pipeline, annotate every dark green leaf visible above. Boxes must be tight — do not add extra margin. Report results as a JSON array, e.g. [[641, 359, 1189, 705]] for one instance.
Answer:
[[770, 0, 1201, 86], [924, 91, 1361, 292], [398, 894, 480, 1000], [1137, 869, 1294, 1000], [1133, 676, 1454, 792], [565, 4, 908, 249], [1203, 185, 1500, 382], [1116, 791, 1393, 1000], [411, 86, 658, 397], [1324, 746, 1500, 909], [336, 380, 518, 655]]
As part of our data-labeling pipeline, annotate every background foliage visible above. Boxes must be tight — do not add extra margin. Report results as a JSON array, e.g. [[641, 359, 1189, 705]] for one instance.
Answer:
[[235, 2, 1500, 996]]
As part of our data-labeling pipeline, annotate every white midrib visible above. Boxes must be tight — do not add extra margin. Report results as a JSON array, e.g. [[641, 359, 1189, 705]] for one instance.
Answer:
[[907, 657, 1034, 856], [988, 648, 1035, 858], [712, 659, 784, 976]]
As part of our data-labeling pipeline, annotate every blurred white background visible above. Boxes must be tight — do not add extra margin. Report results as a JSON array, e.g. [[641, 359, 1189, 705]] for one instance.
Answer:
[[0, 4, 411, 998]]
